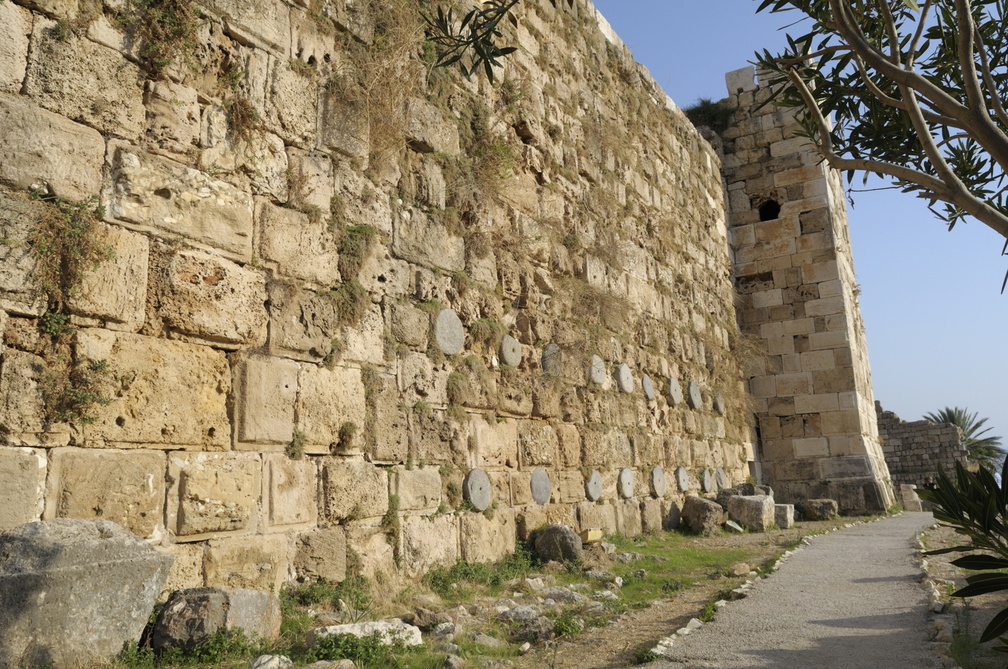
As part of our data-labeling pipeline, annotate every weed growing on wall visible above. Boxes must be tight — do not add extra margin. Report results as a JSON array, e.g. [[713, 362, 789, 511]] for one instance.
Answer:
[[119, 0, 203, 74], [337, 224, 376, 279]]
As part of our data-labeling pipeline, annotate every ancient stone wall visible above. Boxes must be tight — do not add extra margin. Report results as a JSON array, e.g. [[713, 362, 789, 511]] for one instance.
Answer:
[[0, 0, 754, 591], [876, 402, 967, 487], [721, 66, 895, 513]]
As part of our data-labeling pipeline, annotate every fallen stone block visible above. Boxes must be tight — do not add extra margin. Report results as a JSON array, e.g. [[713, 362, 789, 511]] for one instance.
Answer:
[[899, 485, 923, 513], [727, 495, 774, 532], [0, 519, 173, 668], [309, 620, 423, 648], [150, 587, 282, 652], [532, 523, 582, 563], [802, 498, 839, 520], [681, 496, 724, 536], [775, 503, 795, 529]]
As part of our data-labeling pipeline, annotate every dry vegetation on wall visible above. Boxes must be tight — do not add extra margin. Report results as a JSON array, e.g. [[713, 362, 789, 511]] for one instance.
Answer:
[[0, 0, 762, 619]]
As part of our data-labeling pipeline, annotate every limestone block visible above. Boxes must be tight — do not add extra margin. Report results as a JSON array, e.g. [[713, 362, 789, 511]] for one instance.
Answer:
[[399, 352, 447, 406], [263, 59, 317, 147], [400, 515, 459, 577], [201, 0, 291, 55], [257, 200, 340, 286], [371, 373, 409, 463], [640, 498, 663, 533], [410, 409, 467, 465], [392, 208, 464, 272], [319, 76, 369, 165], [0, 3, 31, 94], [296, 365, 367, 452], [0, 93, 104, 200], [344, 524, 395, 579], [169, 452, 261, 540], [727, 495, 774, 532], [78, 329, 231, 449], [581, 428, 633, 468], [294, 527, 347, 582], [286, 149, 334, 214], [152, 248, 267, 347], [681, 495, 724, 536], [320, 457, 388, 523], [510, 470, 532, 506], [266, 282, 344, 360], [46, 448, 166, 539], [577, 502, 617, 535], [263, 454, 316, 529], [459, 510, 516, 564], [0, 447, 46, 530], [472, 416, 518, 468], [0, 190, 47, 316], [556, 423, 581, 469], [199, 110, 289, 201], [105, 143, 254, 262], [801, 498, 839, 520], [389, 301, 429, 349], [67, 223, 148, 331], [342, 303, 386, 365], [0, 350, 58, 445], [518, 420, 557, 467], [615, 499, 642, 536], [25, 20, 145, 140], [394, 467, 442, 513], [556, 471, 585, 504], [204, 535, 290, 593], [774, 503, 795, 529], [150, 587, 282, 651], [405, 98, 460, 154], [144, 80, 200, 157], [234, 355, 299, 448]]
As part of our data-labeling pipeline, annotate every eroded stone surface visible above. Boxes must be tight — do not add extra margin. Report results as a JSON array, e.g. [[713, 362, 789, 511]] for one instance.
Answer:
[[541, 344, 562, 375], [400, 514, 458, 577], [296, 365, 366, 452], [320, 457, 388, 523], [170, 452, 261, 539], [0, 448, 46, 531], [0, 3, 31, 94], [500, 334, 522, 367], [263, 454, 316, 528], [70, 223, 149, 331], [234, 355, 298, 447]]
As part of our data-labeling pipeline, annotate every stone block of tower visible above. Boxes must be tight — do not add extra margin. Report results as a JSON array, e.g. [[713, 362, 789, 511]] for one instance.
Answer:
[[722, 66, 895, 513]]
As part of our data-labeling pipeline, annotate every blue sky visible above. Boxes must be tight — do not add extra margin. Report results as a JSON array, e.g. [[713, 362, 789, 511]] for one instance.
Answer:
[[591, 1, 1008, 448]]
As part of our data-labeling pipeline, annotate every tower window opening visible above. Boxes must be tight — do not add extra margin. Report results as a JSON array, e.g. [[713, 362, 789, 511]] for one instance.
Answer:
[[759, 200, 781, 221]]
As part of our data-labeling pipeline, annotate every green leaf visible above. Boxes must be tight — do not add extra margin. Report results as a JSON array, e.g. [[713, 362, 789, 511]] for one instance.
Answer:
[[982, 608, 1008, 643], [951, 555, 1008, 571]]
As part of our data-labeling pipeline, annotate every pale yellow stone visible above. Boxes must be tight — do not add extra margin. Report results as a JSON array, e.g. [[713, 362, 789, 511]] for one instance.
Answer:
[[169, 452, 261, 540], [263, 453, 317, 529], [0, 447, 46, 530], [204, 535, 291, 593], [400, 515, 459, 577]]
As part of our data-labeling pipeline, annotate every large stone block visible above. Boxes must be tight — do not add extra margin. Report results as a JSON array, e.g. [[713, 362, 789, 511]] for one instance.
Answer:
[[405, 98, 460, 154], [518, 420, 558, 467], [105, 143, 254, 262], [294, 527, 347, 582], [77, 330, 231, 449], [69, 223, 148, 331], [576, 501, 617, 535], [151, 248, 267, 347], [0, 3, 31, 94], [0, 191, 47, 316], [199, 111, 289, 201], [144, 79, 201, 158], [459, 510, 516, 564], [168, 452, 261, 540], [204, 535, 289, 593], [0, 93, 104, 200], [400, 514, 459, 577], [319, 76, 369, 165], [394, 467, 442, 513], [345, 523, 396, 579], [263, 59, 317, 147], [256, 200, 341, 286], [234, 355, 299, 448], [0, 519, 173, 669], [471, 416, 518, 468], [320, 457, 388, 523], [296, 365, 367, 452], [263, 454, 316, 530], [202, 0, 290, 54], [0, 448, 46, 531], [727, 495, 774, 532], [681, 495, 724, 536], [615, 499, 642, 537], [392, 208, 464, 272], [25, 20, 145, 140], [161, 543, 204, 594], [45, 448, 165, 539], [150, 587, 281, 651]]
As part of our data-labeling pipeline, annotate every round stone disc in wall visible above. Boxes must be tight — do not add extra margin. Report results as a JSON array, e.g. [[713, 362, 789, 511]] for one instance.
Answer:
[[701, 468, 714, 493], [616, 363, 634, 394], [585, 470, 603, 501], [650, 465, 665, 498], [541, 343, 562, 375], [675, 466, 690, 492], [642, 374, 655, 400], [589, 355, 607, 385], [667, 378, 683, 405], [462, 468, 492, 511], [530, 467, 551, 506], [686, 381, 702, 410], [715, 468, 728, 490], [713, 392, 726, 416], [500, 334, 522, 367], [435, 309, 465, 356], [618, 467, 635, 498]]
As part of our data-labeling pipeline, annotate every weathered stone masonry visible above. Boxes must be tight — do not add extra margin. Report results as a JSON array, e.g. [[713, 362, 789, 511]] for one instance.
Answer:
[[876, 402, 966, 487], [0, 0, 893, 594]]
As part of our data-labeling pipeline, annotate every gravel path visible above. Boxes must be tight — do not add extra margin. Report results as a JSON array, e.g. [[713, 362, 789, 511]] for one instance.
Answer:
[[650, 512, 941, 669]]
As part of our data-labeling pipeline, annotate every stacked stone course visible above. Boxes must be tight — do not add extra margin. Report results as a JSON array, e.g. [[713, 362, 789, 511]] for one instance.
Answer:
[[0, 0, 757, 592], [876, 402, 967, 486]]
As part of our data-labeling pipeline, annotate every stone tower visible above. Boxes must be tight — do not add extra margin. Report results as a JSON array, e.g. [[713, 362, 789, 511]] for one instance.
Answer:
[[722, 66, 895, 513]]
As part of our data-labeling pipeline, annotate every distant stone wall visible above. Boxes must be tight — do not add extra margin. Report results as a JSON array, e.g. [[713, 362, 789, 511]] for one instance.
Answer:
[[721, 66, 894, 513], [876, 402, 967, 486], [0, 0, 754, 592]]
